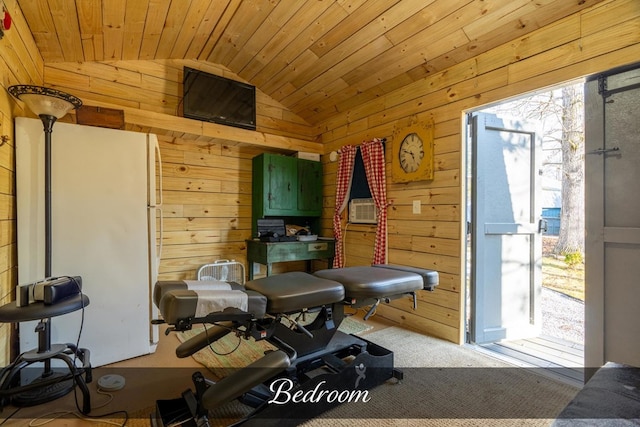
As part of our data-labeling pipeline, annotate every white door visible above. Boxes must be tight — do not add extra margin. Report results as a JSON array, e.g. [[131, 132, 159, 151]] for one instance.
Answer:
[[470, 112, 543, 344], [585, 66, 640, 369]]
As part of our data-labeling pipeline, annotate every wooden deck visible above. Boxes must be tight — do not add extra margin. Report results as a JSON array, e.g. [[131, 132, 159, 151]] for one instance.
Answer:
[[478, 335, 585, 386]]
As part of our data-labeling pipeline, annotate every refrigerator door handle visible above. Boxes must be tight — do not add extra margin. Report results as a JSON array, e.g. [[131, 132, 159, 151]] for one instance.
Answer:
[[156, 207, 163, 266], [155, 138, 163, 207], [147, 134, 163, 207]]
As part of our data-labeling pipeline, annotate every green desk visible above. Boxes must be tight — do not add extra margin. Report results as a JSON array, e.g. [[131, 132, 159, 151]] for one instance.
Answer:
[[246, 238, 335, 279]]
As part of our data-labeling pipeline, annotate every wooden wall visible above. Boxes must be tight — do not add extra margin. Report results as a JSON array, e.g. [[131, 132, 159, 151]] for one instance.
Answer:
[[43, 59, 321, 281], [319, 0, 640, 343], [0, 0, 44, 365], [155, 134, 255, 280], [154, 134, 314, 280], [1, 29, 319, 363], [0, 0, 636, 370], [44, 59, 319, 142], [42, 0, 639, 344]]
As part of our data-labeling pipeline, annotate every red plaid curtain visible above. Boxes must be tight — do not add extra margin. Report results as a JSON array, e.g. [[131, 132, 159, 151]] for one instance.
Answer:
[[332, 145, 357, 268], [360, 138, 388, 265]]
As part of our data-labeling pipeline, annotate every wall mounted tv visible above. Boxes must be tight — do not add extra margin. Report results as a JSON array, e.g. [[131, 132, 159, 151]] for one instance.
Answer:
[[182, 67, 256, 130]]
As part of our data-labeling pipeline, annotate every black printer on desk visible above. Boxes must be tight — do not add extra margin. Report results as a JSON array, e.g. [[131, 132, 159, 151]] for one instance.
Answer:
[[256, 219, 297, 242]]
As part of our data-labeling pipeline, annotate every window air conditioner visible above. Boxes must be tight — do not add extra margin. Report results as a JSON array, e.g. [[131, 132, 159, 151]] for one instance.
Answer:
[[349, 198, 378, 224]]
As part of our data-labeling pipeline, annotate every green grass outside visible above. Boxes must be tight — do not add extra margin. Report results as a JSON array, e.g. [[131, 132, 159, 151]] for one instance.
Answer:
[[542, 256, 585, 301]]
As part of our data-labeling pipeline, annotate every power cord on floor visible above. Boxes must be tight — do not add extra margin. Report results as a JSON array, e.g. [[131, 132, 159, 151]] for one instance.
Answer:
[[20, 365, 129, 426], [28, 410, 126, 427], [0, 407, 21, 425], [26, 387, 128, 427], [68, 277, 129, 426], [2, 278, 130, 426]]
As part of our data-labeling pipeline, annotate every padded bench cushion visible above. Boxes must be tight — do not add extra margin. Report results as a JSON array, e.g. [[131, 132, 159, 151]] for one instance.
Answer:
[[373, 264, 439, 290], [154, 279, 244, 308], [244, 271, 345, 313], [155, 280, 267, 324], [314, 266, 423, 300]]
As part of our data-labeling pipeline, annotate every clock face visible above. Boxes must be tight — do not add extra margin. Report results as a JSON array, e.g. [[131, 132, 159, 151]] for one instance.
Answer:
[[391, 120, 434, 183], [399, 133, 424, 173]]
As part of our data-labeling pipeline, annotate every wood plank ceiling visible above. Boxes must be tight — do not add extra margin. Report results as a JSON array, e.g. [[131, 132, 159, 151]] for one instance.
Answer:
[[18, 0, 602, 126]]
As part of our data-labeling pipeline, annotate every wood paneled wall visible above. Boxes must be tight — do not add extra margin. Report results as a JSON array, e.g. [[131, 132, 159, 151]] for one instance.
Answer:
[[0, 0, 636, 368], [0, 0, 44, 365], [43, 59, 320, 282], [319, 0, 640, 343], [44, 59, 319, 142], [155, 134, 312, 280], [157, 134, 256, 279]]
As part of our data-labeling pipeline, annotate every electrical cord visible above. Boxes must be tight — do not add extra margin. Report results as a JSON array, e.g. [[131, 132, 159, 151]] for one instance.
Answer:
[[68, 276, 129, 426], [21, 386, 126, 427], [1, 277, 129, 427], [28, 408, 127, 427], [204, 323, 242, 356], [48, 276, 128, 426], [0, 407, 21, 425]]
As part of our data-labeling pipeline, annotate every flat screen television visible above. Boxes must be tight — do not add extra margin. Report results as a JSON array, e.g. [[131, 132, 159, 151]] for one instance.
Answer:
[[182, 67, 256, 130]]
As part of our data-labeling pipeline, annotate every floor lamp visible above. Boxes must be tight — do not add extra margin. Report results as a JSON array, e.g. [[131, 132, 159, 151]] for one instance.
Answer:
[[8, 85, 82, 278], [2, 85, 89, 409]]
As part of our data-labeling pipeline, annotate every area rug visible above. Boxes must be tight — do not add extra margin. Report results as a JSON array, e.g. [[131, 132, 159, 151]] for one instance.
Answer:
[[170, 325, 579, 426], [177, 316, 373, 379]]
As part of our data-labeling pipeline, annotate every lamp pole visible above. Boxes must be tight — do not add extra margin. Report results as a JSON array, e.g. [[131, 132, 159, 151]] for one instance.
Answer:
[[41, 114, 56, 278], [7, 85, 82, 279]]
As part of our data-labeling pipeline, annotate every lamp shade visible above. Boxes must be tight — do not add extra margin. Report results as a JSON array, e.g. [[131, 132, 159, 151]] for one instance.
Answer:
[[8, 85, 82, 118]]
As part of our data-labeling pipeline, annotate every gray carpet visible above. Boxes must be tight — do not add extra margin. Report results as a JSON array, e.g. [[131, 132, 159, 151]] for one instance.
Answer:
[[204, 327, 580, 426], [361, 326, 515, 367], [300, 327, 580, 426]]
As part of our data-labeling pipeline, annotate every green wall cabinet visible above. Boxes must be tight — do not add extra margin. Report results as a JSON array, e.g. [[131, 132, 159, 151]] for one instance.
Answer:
[[252, 153, 323, 236]]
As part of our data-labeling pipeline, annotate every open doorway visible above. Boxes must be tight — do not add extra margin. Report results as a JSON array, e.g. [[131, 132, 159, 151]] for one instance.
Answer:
[[465, 83, 586, 385]]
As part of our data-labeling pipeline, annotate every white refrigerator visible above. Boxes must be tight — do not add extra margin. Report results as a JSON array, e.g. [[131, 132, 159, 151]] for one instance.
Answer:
[[16, 117, 162, 367]]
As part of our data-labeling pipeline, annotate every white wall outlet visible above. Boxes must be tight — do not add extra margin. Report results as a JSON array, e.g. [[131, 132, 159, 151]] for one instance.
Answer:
[[253, 263, 261, 275], [413, 200, 421, 214]]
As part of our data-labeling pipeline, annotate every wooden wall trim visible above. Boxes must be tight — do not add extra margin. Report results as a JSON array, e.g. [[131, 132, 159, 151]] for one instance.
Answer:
[[75, 97, 323, 153]]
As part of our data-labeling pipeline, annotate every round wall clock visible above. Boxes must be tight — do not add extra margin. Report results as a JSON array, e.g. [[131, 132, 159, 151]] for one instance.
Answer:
[[391, 119, 434, 183]]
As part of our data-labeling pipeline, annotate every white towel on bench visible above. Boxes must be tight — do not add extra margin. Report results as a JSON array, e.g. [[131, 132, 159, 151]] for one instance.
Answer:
[[193, 289, 249, 317]]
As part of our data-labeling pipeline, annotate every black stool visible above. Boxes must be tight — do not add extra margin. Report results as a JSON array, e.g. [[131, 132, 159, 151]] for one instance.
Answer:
[[0, 294, 92, 413]]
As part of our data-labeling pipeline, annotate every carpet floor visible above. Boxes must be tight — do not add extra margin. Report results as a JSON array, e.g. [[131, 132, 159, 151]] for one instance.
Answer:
[[159, 325, 580, 427], [17, 324, 579, 427], [300, 327, 580, 426]]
